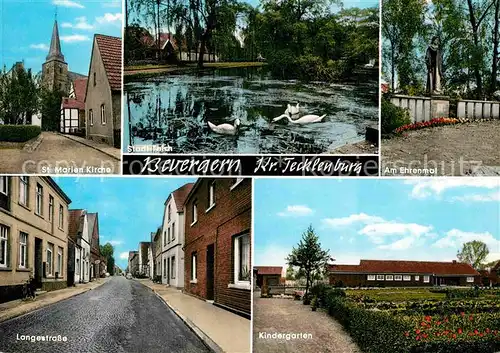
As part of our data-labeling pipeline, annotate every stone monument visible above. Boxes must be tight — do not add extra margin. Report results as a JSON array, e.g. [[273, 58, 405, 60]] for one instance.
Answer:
[[425, 36, 449, 119]]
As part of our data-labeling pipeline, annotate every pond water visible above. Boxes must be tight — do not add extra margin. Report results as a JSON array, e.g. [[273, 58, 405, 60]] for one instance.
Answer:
[[123, 67, 378, 154]]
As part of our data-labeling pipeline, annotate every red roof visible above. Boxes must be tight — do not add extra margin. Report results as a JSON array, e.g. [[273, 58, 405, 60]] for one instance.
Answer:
[[68, 209, 85, 240], [171, 183, 195, 212], [95, 34, 122, 91], [62, 97, 84, 110], [255, 266, 283, 275], [73, 77, 87, 102], [329, 260, 480, 276]]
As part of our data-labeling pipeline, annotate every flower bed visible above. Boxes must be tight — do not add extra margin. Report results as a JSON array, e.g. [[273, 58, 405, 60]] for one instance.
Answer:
[[395, 117, 459, 133]]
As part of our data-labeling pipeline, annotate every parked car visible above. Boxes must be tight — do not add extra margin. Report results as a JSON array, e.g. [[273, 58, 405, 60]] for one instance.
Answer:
[[105, 272, 110, 277], [126, 273, 132, 279]]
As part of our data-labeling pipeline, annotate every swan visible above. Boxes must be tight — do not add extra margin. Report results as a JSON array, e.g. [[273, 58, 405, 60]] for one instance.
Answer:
[[207, 118, 241, 135], [273, 113, 326, 124], [285, 103, 300, 116]]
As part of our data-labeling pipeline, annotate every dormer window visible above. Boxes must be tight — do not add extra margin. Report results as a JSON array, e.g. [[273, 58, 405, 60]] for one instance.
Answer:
[[93, 72, 96, 86]]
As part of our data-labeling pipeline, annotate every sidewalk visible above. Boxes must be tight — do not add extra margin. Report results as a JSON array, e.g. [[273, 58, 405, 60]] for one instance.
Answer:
[[57, 133, 121, 160], [0, 277, 109, 323], [138, 279, 251, 353]]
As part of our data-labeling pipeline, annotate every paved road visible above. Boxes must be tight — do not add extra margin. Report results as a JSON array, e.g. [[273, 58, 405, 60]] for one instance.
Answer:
[[0, 277, 211, 353], [0, 132, 119, 174]]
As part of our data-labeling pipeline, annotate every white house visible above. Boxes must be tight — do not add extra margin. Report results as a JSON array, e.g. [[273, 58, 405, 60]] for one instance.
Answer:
[[147, 238, 154, 279], [160, 182, 194, 288], [69, 209, 91, 285]]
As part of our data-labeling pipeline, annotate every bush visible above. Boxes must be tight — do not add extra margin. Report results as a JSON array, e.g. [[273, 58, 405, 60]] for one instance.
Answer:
[[381, 98, 411, 136], [446, 289, 480, 300], [0, 125, 41, 142]]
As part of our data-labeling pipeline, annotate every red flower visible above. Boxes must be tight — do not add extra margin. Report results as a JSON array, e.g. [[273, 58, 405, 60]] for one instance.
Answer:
[[460, 312, 465, 317], [425, 316, 432, 322], [474, 329, 479, 335], [416, 329, 421, 334], [436, 321, 441, 325], [458, 328, 463, 334], [416, 336, 420, 341], [480, 333, 484, 337], [452, 334, 457, 339], [404, 332, 409, 337], [494, 330, 498, 335], [422, 334, 428, 339], [469, 315, 474, 321], [469, 333, 474, 336], [486, 328, 491, 333], [421, 322, 427, 327]]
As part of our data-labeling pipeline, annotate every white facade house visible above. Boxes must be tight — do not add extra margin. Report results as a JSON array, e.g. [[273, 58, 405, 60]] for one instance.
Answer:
[[80, 213, 91, 283], [160, 183, 193, 288], [147, 244, 154, 279]]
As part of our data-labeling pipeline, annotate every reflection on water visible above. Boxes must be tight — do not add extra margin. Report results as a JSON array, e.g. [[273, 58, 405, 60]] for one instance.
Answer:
[[123, 67, 378, 154]]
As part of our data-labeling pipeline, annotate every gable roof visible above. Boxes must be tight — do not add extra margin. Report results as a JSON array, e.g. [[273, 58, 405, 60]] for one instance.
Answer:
[[329, 260, 480, 276], [170, 183, 195, 212], [62, 97, 84, 110], [73, 77, 88, 102], [95, 34, 122, 91], [254, 266, 283, 275], [68, 209, 85, 241]]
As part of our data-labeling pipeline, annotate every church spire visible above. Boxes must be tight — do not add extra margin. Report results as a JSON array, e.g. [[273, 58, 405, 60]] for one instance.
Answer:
[[46, 19, 65, 62]]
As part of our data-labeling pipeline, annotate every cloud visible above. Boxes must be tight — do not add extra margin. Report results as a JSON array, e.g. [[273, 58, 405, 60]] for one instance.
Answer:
[[452, 191, 500, 203], [30, 43, 49, 51], [96, 13, 122, 26], [119, 252, 129, 260], [405, 179, 499, 199], [433, 229, 500, 250], [61, 16, 94, 30], [322, 213, 385, 227], [359, 222, 433, 244], [102, 0, 122, 8], [254, 244, 290, 269], [378, 236, 417, 250], [52, 0, 84, 8], [60, 35, 90, 43], [277, 205, 314, 217], [107, 240, 123, 246]]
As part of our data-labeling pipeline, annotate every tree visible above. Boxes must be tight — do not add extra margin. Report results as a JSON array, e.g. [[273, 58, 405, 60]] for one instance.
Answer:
[[100, 242, 116, 275], [286, 225, 330, 298], [40, 88, 62, 131], [457, 240, 490, 270]]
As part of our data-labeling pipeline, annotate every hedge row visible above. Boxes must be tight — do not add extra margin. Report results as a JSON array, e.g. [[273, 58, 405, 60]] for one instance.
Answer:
[[313, 286, 500, 353], [0, 125, 41, 142]]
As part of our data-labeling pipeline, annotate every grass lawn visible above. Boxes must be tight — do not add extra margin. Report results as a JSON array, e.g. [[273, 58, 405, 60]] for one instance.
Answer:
[[346, 288, 447, 302]]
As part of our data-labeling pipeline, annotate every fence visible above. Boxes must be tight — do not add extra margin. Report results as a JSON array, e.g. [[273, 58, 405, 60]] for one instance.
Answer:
[[457, 100, 500, 119], [268, 285, 306, 295], [390, 95, 431, 123]]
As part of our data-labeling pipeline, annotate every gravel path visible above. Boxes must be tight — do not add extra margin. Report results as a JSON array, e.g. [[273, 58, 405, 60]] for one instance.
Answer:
[[253, 293, 360, 353], [0, 132, 120, 174], [382, 120, 500, 176]]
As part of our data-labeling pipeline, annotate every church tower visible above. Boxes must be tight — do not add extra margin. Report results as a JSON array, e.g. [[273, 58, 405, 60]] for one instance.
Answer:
[[41, 19, 69, 94]]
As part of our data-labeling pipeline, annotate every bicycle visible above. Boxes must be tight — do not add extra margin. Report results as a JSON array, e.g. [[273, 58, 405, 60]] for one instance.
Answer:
[[21, 277, 36, 301]]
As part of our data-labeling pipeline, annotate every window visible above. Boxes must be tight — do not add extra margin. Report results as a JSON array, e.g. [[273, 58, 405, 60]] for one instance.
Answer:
[[234, 233, 250, 285], [171, 222, 175, 241], [163, 230, 166, 247], [59, 67, 62, 74], [414, 275, 420, 281], [167, 227, 171, 243], [423, 276, 430, 283], [0, 225, 9, 268], [163, 258, 166, 278], [58, 205, 64, 229], [93, 72, 96, 86], [385, 275, 393, 281], [231, 178, 244, 190], [191, 202, 197, 225], [171, 256, 175, 279], [394, 275, 403, 281], [57, 247, 63, 276], [0, 176, 7, 195], [167, 205, 171, 222], [49, 195, 54, 222], [19, 176, 28, 206], [89, 109, 94, 126], [19, 232, 27, 268], [376, 274, 384, 280], [208, 182, 215, 209], [466, 277, 474, 283], [100, 104, 106, 125], [191, 253, 197, 281], [367, 275, 376, 281], [47, 243, 54, 276], [76, 258, 80, 273], [35, 183, 43, 215], [403, 275, 411, 281]]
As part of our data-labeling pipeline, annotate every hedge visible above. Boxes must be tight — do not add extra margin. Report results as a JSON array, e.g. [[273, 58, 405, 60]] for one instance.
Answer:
[[0, 125, 41, 142], [322, 292, 500, 353]]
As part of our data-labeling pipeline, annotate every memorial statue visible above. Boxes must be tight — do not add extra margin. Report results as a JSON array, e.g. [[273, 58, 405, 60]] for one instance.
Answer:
[[425, 36, 443, 95]]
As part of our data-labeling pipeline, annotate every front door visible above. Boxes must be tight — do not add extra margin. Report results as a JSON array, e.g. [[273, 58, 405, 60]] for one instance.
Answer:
[[34, 238, 42, 288], [167, 258, 170, 285], [206, 244, 215, 300]]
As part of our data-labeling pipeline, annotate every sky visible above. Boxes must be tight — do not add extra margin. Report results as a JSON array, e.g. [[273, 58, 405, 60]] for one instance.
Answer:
[[254, 178, 500, 275], [54, 176, 197, 270], [1, 0, 122, 75]]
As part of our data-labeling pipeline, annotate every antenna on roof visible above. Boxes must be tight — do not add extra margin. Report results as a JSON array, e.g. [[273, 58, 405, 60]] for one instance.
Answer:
[[55, 6, 58, 21]]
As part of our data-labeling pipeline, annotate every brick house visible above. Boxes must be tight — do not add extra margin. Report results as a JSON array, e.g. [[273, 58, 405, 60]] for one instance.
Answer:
[[329, 260, 481, 287], [160, 183, 194, 288], [254, 266, 283, 288], [184, 178, 251, 319], [85, 34, 122, 148], [0, 176, 71, 302], [138, 242, 151, 275], [87, 212, 100, 280], [480, 261, 500, 287]]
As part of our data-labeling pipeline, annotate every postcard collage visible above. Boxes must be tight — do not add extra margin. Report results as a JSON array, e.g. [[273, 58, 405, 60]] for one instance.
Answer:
[[0, 0, 499, 352]]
